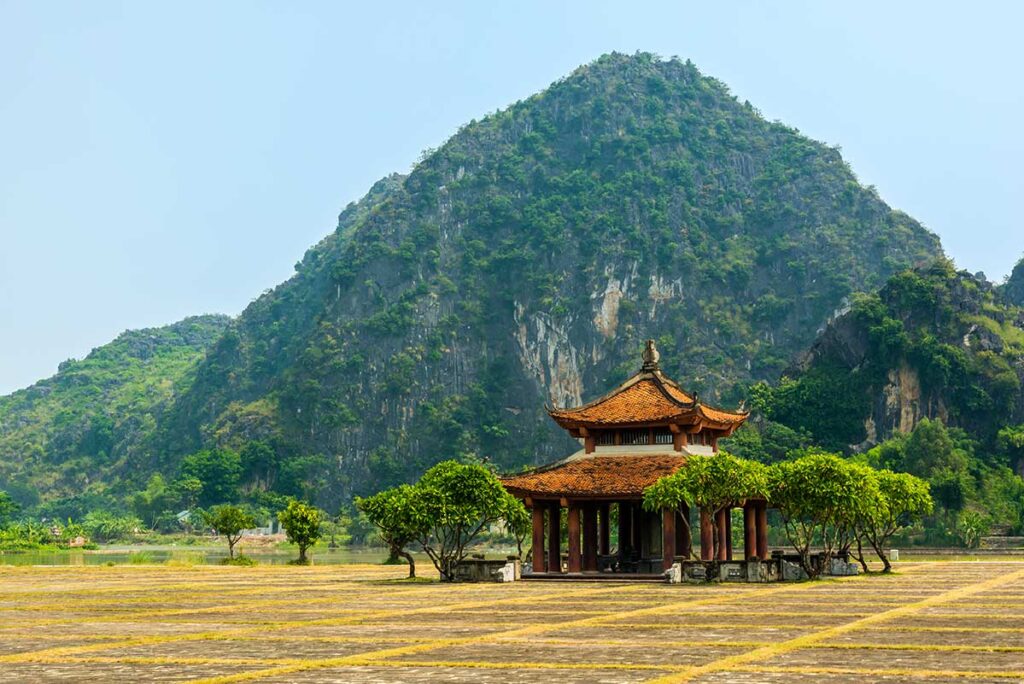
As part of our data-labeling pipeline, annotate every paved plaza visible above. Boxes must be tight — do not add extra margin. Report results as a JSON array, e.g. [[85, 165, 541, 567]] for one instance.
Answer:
[[0, 561, 1022, 682]]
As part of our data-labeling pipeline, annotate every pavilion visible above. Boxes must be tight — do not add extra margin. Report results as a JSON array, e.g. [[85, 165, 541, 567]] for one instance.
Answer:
[[501, 340, 770, 576]]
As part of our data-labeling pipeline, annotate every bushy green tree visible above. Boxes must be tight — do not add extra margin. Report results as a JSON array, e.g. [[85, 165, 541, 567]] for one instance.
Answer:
[[643, 452, 768, 559], [278, 499, 323, 564], [181, 449, 242, 507], [0, 491, 19, 528], [202, 505, 256, 559], [359, 461, 527, 581], [81, 511, 143, 543], [768, 452, 880, 579], [357, 485, 422, 578], [131, 474, 179, 527], [853, 471, 933, 572], [415, 461, 527, 581]]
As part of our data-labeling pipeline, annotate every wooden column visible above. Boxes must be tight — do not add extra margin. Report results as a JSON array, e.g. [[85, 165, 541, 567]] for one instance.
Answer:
[[743, 503, 757, 561], [531, 505, 546, 572], [662, 508, 676, 570], [598, 504, 610, 556], [756, 501, 769, 561], [567, 504, 582, 573], [547, 502, 561, 573], [715, 508, 728, 561], [724, 507, 733, 561], [631, 502, 643, 556], [617, 502, 631, 554], [675, 503, 690, 559], [699, 508, 714, 561], [582, 504, 598, 572]]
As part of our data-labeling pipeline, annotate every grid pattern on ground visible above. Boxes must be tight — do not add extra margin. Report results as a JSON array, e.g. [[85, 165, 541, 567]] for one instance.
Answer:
[[0, 561, 1022, 682]]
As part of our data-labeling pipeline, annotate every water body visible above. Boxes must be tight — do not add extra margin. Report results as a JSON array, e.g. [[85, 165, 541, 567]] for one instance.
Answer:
[[0, 545, 404, 566]]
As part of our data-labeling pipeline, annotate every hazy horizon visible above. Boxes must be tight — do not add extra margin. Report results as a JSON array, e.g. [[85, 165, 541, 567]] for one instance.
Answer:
[[2, 1, 1022, 394]]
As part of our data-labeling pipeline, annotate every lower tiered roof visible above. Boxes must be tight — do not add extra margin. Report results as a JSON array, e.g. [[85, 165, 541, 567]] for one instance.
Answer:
[[500, 453, 686, 499]]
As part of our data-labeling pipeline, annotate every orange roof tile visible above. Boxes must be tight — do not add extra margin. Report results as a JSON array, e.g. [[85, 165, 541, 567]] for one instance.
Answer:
[[500, 454, 686, 498], [547, 371, 746, 429]]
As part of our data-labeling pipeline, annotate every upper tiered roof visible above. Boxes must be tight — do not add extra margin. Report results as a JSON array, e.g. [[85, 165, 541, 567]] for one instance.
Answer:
[[547, 340, 748, 432]]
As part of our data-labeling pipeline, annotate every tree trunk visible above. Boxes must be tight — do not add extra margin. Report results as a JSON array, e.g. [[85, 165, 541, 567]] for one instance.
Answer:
[[400, 549, 416, 578], [854, 536, 869, 573], [299, 545, 308, 564], [870, 538, 892, 573]]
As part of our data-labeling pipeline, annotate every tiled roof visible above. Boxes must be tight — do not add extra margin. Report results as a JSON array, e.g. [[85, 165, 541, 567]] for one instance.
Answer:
[[547, 371, 746, 428], [548, 378, 689, 425], [500, 454, 686, 498]]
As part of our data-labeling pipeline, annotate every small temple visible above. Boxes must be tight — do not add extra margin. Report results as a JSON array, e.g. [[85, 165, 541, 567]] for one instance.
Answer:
[[501, 340, 770, 577]]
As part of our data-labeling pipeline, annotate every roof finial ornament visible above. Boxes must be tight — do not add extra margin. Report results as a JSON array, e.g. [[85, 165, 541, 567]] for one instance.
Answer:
[[641, 339, 660, 371]]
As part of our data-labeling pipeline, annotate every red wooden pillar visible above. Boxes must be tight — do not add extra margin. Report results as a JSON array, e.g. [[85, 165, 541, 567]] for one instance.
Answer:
[[547, 502, 561, 573], [662, 508, 676, 570], [567, 504, 582, 573], [598, 504, 610, 556], [756, 501, 769, 561], [699, 508, 714, 561], [617, 502, 631, 554], [582, 504, 598, 572], [724, 507, 733, 561], [715, 508, 728, 561], [675, 503, 690, 558], [743, 503, 757, 561], [531, 505, 546, 572], [631, 502, 643, 556]]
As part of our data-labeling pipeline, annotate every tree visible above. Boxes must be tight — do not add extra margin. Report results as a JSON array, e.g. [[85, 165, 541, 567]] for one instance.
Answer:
[[240, 441, 278, 491], [180, 449, 242, 507], [0, 491, 19, 528], [853, 470, 933, 572], [643, 452, 768, 560], [357, 485, 422, 578], [414, 461, 528, 581], [278, 499, 323, 564], [768, 452, 880, 579], [131, 474, 179, 527], [202, 504, 256, 559]]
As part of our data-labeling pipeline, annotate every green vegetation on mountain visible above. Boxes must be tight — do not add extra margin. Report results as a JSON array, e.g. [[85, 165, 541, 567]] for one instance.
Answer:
[[153, 52, 939, 510], [733, 260, 1024, 539], [0, 53, 948, 520], [753, 259, 1024, 453], [0, 315, 230, 509]]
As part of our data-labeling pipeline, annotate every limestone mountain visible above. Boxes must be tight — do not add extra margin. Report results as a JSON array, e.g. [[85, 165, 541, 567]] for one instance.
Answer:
[[1003, 256, 1024, 307], [152, 52, 941, 507], [761, 259, 1024, 463], [0, 315, 231, 506]]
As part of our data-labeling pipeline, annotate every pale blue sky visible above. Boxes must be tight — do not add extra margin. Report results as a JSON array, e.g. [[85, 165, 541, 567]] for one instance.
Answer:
[[1, 1, 1021, 394]]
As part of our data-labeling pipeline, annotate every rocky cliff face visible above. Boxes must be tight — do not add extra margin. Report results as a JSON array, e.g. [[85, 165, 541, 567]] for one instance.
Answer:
[[156, 53, 940, 505], [1003, 256, 1024, 307], [776, 261, 1024, 451]]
